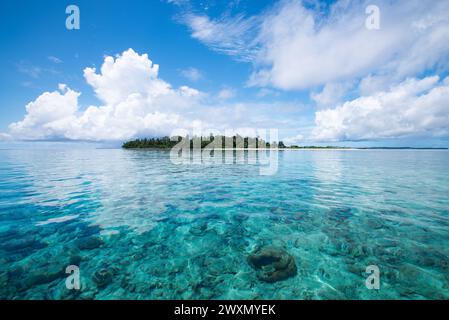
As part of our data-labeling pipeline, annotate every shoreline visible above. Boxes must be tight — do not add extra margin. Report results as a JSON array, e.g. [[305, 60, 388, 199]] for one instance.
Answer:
[[122, 147, 448, 151], [122, 147, 359, 151]]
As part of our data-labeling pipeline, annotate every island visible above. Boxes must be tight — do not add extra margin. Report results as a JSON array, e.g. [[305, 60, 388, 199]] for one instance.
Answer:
[[122, 137, 448, 150], [121, 136, 353, 150], [122, 135, 283, 149]]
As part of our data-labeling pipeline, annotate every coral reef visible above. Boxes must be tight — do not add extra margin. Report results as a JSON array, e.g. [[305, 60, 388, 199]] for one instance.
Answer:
[[248, 247, 298, 282]]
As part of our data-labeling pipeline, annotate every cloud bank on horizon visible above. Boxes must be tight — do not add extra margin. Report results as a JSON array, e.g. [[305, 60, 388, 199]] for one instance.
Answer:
[[6, 49, 294, 141], [8, 49, 202, 141], [3, 0, 449, 144]]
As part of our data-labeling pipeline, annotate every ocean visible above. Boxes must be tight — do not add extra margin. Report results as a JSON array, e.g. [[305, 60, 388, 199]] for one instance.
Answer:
[[1, 148, 448, 299]]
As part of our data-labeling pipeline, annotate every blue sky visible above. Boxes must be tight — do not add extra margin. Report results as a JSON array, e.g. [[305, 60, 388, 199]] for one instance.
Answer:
[[1, 0, 449, 147]]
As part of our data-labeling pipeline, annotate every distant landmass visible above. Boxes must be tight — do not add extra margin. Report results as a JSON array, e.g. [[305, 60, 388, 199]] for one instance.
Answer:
[[122, 136, 448, 150], [122, 136, 286, 149], [121, 136, 356, 150], [358, 147, 448, 150]]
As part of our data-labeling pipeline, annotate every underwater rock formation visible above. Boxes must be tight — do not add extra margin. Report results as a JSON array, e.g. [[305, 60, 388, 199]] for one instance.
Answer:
[[92, 269, 113, 288], [76, 236, 104, 250], [247, 246, 297, 283]]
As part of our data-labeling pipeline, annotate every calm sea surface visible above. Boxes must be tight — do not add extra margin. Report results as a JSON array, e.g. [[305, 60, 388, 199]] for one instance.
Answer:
[[1, 148, 448, 299]]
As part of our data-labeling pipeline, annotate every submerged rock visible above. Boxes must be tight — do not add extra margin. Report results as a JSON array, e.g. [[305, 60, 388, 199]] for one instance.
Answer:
[[76, 236, 103, 250], [92, 269, 113, 288], [25, 267, 65, 287], [69, 255, 83, 266], [247, 246, 297, 283]]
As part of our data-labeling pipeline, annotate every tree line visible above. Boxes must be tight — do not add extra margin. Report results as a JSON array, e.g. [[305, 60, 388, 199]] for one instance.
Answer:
[[122, 135, 286, 149]]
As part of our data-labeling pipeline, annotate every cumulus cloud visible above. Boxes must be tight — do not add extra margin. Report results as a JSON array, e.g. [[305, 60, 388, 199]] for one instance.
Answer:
[[83, 49, 172, 105], [312, 76, 449, 141], [6, 49, 303, 142], [9, 85, 80, 139], [248, 0, 400, 89], [8, 49, 205, 141], [311, 82, 353, 108]]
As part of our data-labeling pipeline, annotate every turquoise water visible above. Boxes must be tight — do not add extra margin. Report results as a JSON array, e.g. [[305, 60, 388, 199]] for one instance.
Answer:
[[1, 148, 449, 299]]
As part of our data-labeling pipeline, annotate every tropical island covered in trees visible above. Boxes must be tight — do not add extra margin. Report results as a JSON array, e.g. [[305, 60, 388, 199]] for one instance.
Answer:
[[121, 136, 351, 149], [121, 137, 448, 150], [122, 136, 284, 149]]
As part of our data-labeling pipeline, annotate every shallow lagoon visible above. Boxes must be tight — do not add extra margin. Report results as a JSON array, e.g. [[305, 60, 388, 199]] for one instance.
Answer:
[[1, 148, 449, 299]]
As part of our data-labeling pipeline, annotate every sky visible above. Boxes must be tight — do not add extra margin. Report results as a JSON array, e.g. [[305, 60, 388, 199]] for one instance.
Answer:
[[1, 0, 449, 147]]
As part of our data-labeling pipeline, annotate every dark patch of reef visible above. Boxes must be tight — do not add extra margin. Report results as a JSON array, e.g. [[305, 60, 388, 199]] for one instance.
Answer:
[[247, 246, 298, 283]]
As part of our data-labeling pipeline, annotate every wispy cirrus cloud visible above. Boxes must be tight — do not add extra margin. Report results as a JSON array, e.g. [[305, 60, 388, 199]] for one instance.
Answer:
[[48, 56, 63, 64], [182, 13, 261, 62], [17, 62, 42, 78]]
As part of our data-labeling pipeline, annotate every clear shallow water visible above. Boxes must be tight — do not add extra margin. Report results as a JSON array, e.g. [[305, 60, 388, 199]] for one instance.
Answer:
[[1, 148, 449, 300]]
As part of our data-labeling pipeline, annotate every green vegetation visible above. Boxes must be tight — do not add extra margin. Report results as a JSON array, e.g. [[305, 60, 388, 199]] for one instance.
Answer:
[[122, 137, 179, 149], [121, 136, 370, 150], [122, 135, 286, 149]]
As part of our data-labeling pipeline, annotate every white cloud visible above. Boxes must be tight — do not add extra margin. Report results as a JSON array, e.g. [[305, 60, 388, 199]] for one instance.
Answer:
[[358, 74, 392, 96], [311, 82, 353, 108], [249, 0, 400, 89], [166, 0, 188, 5], [217, 87, 236, 100], [8, 49, 206, 141], [6, 49, 301, 142], [9, 85, 80, 140], [181, 0, 449, 91], [0, 133, 12, 141], [312, 76, 449, 141], [183, 13, 260, 61], [48, 56, 63, 64], [83, 49, 171, 105], [17, 62, 42, 78], [256, 88, 280, 98], [180, 67, 202, 82]]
